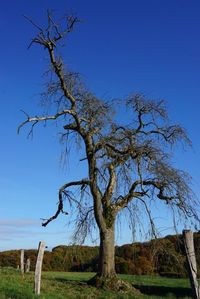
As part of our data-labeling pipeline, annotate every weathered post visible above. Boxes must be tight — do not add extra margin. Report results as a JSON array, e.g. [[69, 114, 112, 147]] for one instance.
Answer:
[[34, 241, 46, 295], [20, 249, 24, 275], [25, 258, 31, 273], [183, 230, 200, 299]]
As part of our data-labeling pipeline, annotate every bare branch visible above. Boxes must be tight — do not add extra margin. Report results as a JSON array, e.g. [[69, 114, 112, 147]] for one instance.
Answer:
[[18, 109, 75, 134], [23, 14, 44, 32], [42, 179, 90, 227], [138, 198, 157, 239]]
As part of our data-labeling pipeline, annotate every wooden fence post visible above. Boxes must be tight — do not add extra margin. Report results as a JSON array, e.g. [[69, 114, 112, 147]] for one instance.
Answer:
[[34, 241, 46, 295], [20, 249, 24, 275], [25, 258, 31, 273], [183, 230, 200, 299]]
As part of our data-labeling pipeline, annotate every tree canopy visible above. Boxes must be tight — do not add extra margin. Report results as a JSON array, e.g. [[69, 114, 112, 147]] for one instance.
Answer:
[[19, 11, 199, 289]]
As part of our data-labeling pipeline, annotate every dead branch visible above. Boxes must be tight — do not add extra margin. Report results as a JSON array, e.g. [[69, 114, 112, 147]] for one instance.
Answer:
[[42, 179, 90, 227]]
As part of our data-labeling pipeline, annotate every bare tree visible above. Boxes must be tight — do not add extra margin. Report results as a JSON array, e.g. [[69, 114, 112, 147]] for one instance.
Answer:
[[19, 12, 199, 290]]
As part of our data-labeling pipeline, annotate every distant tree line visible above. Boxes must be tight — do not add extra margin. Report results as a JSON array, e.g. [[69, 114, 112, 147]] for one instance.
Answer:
[[1, 233, 200, 278]]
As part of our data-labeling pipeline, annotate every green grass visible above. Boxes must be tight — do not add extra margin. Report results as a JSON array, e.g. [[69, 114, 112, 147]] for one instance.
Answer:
[[0, 267, 192, 299]]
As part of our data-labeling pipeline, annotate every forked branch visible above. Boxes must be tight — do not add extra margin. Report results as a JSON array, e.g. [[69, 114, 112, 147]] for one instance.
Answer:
[[18, 109, 76, 134]]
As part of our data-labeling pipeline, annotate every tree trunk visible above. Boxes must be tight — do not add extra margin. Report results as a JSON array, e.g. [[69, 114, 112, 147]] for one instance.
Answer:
[[88, 226, 119, 289], [99, 226, 116, 278], [88, 224, 138, 293]]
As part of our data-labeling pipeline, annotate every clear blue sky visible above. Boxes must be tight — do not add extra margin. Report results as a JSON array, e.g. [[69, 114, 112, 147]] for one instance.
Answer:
[[0, 0, 200, 251]]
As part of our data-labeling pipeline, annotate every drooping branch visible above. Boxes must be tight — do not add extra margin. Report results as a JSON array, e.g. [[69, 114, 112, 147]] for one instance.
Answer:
[[138, 197, 157, 238], [73, 206, 94, 243], [42, 179, 90, 227], [112, 158, 195, 216]]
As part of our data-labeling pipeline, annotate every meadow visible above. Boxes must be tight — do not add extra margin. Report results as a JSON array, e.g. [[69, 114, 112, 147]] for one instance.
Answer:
[[0, 267, 192, 299]]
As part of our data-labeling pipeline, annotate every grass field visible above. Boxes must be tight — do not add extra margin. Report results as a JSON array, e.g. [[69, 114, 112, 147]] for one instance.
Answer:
[[0, 267, 192, 299]]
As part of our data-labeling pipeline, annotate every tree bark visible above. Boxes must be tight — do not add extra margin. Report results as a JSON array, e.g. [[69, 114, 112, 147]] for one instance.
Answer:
[[89, 224, 138, 292], [99, 226, 116, 278], [183, 230, 200, 299]]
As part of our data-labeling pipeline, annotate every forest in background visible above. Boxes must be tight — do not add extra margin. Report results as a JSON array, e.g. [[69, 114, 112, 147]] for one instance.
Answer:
[[1, 233, 200, 278]]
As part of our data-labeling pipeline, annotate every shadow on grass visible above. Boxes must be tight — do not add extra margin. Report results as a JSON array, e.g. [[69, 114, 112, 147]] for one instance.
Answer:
[[133, 284, 192, 298], [54, 277, 88, 285], [46, 277, 192, 297]]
